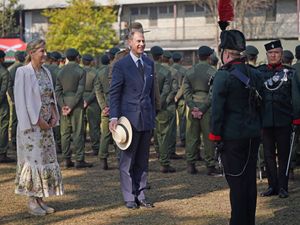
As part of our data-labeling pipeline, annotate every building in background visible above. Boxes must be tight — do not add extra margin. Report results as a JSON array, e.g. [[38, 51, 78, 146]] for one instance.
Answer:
[[16, 0, 300, 65]]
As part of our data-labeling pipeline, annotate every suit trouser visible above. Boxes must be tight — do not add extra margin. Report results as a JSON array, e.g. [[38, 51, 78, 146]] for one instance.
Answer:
[[155, 108, 174, 166], [10, 103, 17, 148], [221, 137, 260, 225], [84, 102, 101, 151], [98, 115, 112, 159], [119, 130, 151, 202], [0, 100, 9, 155], [263, 126, 291, 191], [185, 107, 214, 167], [176, 99, 186, 144], [60, 107, 85, 161]]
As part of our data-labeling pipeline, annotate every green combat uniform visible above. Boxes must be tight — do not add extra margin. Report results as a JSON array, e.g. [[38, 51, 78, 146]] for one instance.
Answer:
[[47, 51, 62, 152], [172, 55, 187, 147], [95, 63, 112, 169], [0, 62, 10, 157], [161, 54, 179, 157], [55, 49, 87, 165], [82, 55, 101, 154], [184, 58, 216, 173], [7, 60, 23, 149]]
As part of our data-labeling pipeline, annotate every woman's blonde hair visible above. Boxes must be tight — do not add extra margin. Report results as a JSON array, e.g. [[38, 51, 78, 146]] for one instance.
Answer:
[[25, 39, 46, 64]]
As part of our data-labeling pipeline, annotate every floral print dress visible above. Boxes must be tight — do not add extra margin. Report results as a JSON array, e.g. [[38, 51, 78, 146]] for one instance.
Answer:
[[15, 68, 64, 198]]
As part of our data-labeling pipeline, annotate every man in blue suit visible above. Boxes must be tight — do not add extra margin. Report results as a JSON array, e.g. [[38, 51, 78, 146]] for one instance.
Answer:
[[109, 29, 156, 209]]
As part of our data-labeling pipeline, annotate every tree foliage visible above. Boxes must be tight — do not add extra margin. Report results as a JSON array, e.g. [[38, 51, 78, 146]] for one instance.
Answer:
[[43, 0, 118, 55], [0, 0, 20, 37]]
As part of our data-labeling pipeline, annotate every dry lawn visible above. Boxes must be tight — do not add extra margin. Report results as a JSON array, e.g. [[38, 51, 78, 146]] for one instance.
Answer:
[[1, 146, 300, 225]]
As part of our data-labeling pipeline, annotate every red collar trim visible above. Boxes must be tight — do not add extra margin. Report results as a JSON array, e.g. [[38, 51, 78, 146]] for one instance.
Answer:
[[267, 63, 282, 70]]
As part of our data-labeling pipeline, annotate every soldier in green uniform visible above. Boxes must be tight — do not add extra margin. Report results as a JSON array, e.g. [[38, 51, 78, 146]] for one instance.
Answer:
[[7, 51, 25, 151], [151, 46, 176, 173], [46, 51, 62, 153], [291, 45, 300, 178], [95, 54, 112, 170], [0, 50, 14, 163], [210, 30, 263, 225], [259, 40, 300, 198], [172, 52, 187, 148], [183, 46, 218, 175], [55, 48, 92, 168], [282, 50, 294, 66], [161, 51, 181, 159], [82, 54, 101, 156]]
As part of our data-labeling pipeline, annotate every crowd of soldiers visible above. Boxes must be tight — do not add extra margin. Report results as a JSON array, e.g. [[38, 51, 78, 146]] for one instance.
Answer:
[[0, 23, 299, 190]]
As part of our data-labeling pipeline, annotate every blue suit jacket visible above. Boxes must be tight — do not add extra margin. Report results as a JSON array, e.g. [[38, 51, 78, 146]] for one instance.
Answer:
[[109, 53, 155, 131]]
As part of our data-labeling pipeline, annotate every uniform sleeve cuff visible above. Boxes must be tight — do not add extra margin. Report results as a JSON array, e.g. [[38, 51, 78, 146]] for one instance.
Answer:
[[209, 133, 221, 141], [293, 119, 300, 125]]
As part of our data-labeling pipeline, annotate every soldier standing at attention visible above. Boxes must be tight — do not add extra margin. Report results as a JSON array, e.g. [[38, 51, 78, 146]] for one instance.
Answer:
[[172, 52, 187, 148], [151, 46, 176, 173], [7, 51, 26, 151], [0, 50, 14, 163], [183, 46, 217, 175], [209, 30, 263, 225], [282, 50, 294, 66], [259, 40, 300, 198], [82, 54, 101, 156], [161, 51, 180, 159], [55, 48, 92, 169], [95, 54, 111, 170], [46, 51, 62, 153]]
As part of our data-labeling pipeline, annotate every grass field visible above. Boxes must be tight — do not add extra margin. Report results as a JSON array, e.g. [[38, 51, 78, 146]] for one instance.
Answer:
[[1, 146, 299, 225]]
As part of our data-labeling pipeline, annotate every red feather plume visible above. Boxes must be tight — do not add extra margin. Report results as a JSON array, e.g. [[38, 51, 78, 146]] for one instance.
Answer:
[[218, 0, 234, 30]]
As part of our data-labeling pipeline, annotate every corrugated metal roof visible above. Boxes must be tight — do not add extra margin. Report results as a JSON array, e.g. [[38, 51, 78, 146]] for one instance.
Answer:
[[18, 0, 191, 10]]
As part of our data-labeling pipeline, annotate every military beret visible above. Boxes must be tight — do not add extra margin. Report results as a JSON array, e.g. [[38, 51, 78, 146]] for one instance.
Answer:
[[46, 51, 52, 58], [264, 40, 282, 51], [109, 47, 120, 56], [150, 46, 164, 56], [295, 45, 300, 59], [65, 48, 79, 58], [15, 51, 26, 61], [50, 51, 62, 61], [198, 46, 214, 57], [172, 52, 182, 61], [82, 54, 94, 62], [101, 54, 110, 65], [220, 29, 246, 52], [163, 51, 172, 59], [283, 50, 294, 60], [245, 45, 259, 56], [0, 50, 6, 58]]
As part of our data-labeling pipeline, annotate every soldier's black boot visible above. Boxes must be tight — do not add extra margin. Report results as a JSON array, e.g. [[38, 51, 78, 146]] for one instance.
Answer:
[[100, 158, 108, 170], [187, 163, 198, 174], [75, 160, 93, 169]]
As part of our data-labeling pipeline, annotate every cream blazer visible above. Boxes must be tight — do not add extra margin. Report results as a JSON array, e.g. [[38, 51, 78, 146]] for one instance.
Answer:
[[14, 62, 59, 131]]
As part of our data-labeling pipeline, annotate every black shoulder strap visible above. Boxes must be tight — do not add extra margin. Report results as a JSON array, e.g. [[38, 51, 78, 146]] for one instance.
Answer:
[[230, 67, 250, 88]]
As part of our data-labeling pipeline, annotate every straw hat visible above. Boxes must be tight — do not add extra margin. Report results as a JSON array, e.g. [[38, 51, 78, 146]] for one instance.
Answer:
[[112, 117, 133, 150]]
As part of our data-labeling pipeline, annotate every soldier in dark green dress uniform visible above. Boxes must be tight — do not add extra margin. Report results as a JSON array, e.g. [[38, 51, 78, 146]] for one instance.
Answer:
[[55, 48, 92, 168], [0, 50, 15, 163], [95, 54, 112, 170], [82, 54, 101, 156], [259, 40, 300, 198], [151, 46, 176, 173], [7, 51, 25, 151], [184, 46, 217, 175], [172, 52, 187, 147], [209, 30, 262, 225]]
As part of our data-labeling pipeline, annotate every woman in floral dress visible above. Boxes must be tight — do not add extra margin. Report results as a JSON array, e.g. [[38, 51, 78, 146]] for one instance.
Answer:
[[14, 39, 64, 216]]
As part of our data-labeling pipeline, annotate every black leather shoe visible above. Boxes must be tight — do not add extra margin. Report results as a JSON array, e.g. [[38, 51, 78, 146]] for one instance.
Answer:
[[260, 187, 278, 197], [187, 163, 198, 174], [136, 199, 154, 208], [75, 160, 93, 168], [125, 201, 138, 209], [278, 188, 289, 198], [64, 159, 74, 168], [160, 165, 176, 173]]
